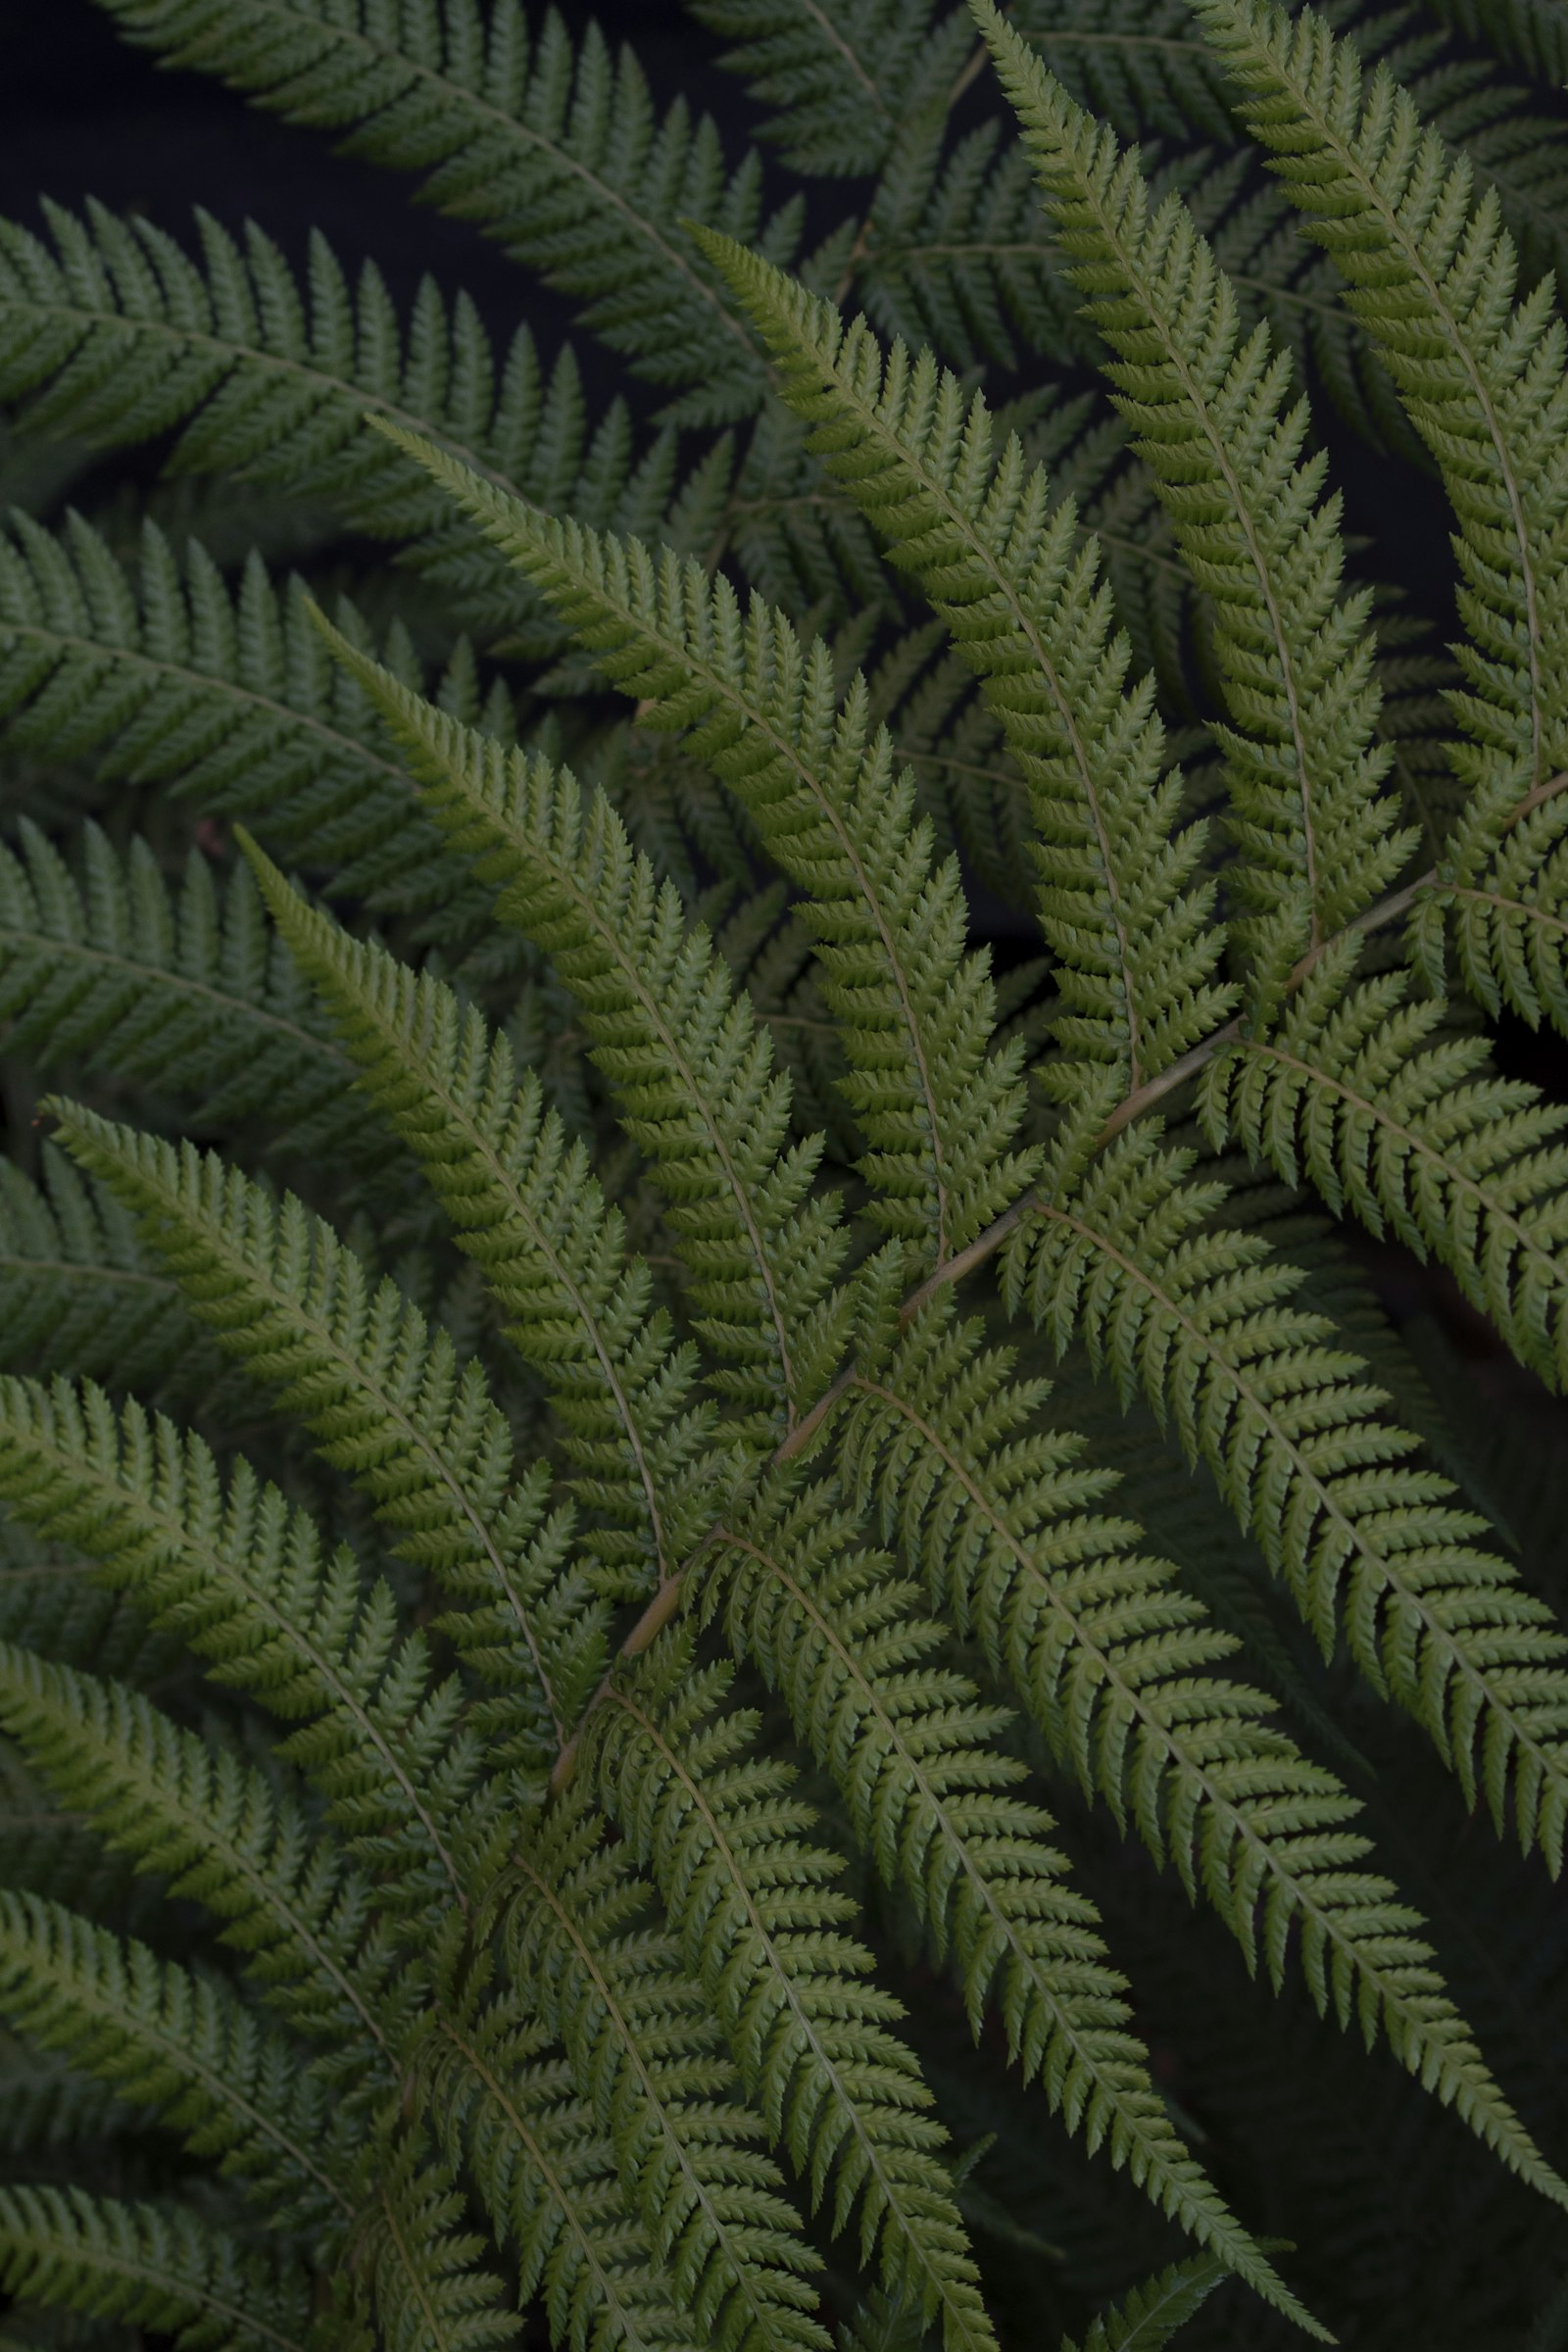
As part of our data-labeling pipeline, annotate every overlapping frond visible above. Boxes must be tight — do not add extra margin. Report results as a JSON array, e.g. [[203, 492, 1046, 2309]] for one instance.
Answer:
[[702, 229, 1235, 1095], [341, 2134, 519, 2352], [0, 1376, 480, 1912], [241, 848, 721, 1596], [706, 1471, 1283, 2299], [1005, 1087, 1568, 1880], [1058, 2252, 1231, 2352], [0, 1642, 400, 2073], [87, 0, 785, 425], [297, 634, 856, 1439], [47, 1102, 596, 1776], [1199, 945, 1568, 1396], [503, 1788, 831, 2352], [368, 427, 1038, 1265], [0, 1145, 224, 1399], [687, 0, 972, 179], [973, 0, 1414, 1013], [834, 1287, 1568, 2211], [0, 200, 678, 640], [1189, 0, 1568, 973], [0, 513, 494, 914], [0, 2184, 312, 2352], [0, 816, 373, 1144], [586, 1628, 993, 2352], [0, 1891, 349, 2231]]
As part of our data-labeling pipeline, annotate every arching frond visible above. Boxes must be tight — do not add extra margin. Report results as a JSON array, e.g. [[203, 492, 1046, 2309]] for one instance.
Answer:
[[241, 850, 722, 1598], [972, 0, 1415, 1014], [293, 635, 856, 1441], [84, 0, 785, 425], [586, 1628, 994, 2352], [701, 229, 1235, 1096], [368, 427, 1039, 1267], [0, 2184, 312, 2352], [1057, 2251, 1232, 2352], [503, 1788, 832, 2352]]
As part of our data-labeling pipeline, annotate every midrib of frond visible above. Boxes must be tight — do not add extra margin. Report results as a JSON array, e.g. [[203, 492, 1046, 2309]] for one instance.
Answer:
[[808, 351, 1148, 1085], [0, 919, 353, 1074], [722, 1530, 1158, 2093], [19, 294, 526, 508], [508, 846, 799, 1413], [419, 1074, 670, 1578], [372, 2177, 466, 2349], [209, 0, 760, 374], [1442, 883, 1568, 939], [797, 0, 889, 106], [850, 1364, 1552, 2156], [1241, 61, 1546, 786], [605, 1681, 990, 2352], [512, 1852, 796, 2346], [14, 2229, 306, 2352], [1084, 200, 1322, 946], [55, 1955, 351, 2219], [1239, 1030, 1567, 1337], [1033, 1193, 1568, 1829], [0, 1252, 170, 1300], [433, 2014, 682, 2352], [17, 1417, 468, 1906]]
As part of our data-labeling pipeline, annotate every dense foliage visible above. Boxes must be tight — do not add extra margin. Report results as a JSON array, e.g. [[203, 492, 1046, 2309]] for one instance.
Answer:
[[0, 0, 1566, 2346]]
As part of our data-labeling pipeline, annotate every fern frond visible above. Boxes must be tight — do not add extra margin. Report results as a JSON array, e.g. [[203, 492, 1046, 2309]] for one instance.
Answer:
[[420, 1960, 703, 2352], [687, 0, 973, 179], [0, 818, 371, 1145], [585, 1628, 995, 2352], [504, 1787, 832, 2352], [0, 201, 672, 638], [1008, 1089, 1568, 1875], [1408, 803, 1568, 1037], [1200, 945, 1568, 1396], [0, 2185, 311, 2352], [344, 2133, 519, 2352], [0, 1642, 400, 2073], [1189, 0, 1568, 911], [0, 512, 489, 915], [293, 638, 856, 1441], [240, 851, 722, 1597], [707, 1471, 1286, 2310], [0, 1146, 225, 1400], [1057, 2251, 1231, 2351], [0, 1376, 480, 1913], [701, 230, 1236, 1096], [46, 1102, 595, 1774], [368, 427, 1038, 1266], [1419, 0, 1568, 84], [86, 0, 784, 426], [0, 1892, 350, 2230], [972, 0, 1415, 1013], [836, 1288, 1568, 2212]]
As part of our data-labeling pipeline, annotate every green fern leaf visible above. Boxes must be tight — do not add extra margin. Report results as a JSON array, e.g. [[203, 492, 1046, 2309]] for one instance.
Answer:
[[0, 1375, 481, 1913], [1188, 0, 1568, 979], [0, 2184, 311, 2352], [0, 1642, 401, 2075], [699, 229, 1237, 1096], [835, 1287, 1568, 2212], [1057, 2250, 1232, 2351], [971, 0, 1416, 1014], [289, 635, 857, 1440], [585, 1627, 995, 2352], [45, 1102, 597, 1775], [239, 847, 723, 1598], [342, 2132, 520, 2352], [86, 0, 785, 427], [504, 1787, 832, 2352], [363, 424, 1039, 1266], [0, 1891, 350, 2231]]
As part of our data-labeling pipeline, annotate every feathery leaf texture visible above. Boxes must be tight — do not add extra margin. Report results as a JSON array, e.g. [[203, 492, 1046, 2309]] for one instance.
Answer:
[[1188, 0, 1568, 950], [368, 425, 1039, 1265], [972, 0, 1415, 1012], [700, 229, 1235, 1094], [0, 2184, 313, 2352], [1056, 2251, 1232, 2352], [240, 843, 722, 1596], [297, 632, 857, 1439], [85, 0, 789, 424]]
